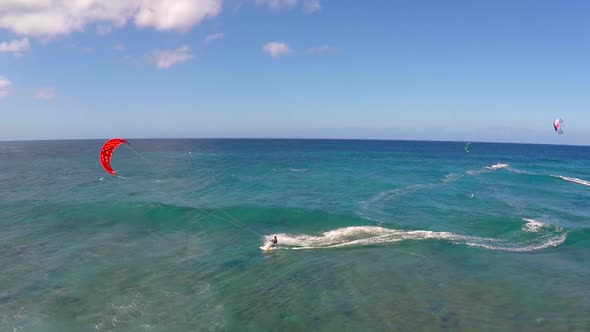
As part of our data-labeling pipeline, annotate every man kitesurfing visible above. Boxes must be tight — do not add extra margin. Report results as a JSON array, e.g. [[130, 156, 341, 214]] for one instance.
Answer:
[[99, 138, 272, 252], [261, 236, 278, 251]]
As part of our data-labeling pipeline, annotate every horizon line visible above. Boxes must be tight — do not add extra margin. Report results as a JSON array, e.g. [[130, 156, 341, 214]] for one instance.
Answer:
[[1, 137, 586, 147]]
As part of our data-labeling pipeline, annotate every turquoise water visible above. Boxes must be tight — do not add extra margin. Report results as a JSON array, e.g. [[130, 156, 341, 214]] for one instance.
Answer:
[[1, 139, 589, 331]]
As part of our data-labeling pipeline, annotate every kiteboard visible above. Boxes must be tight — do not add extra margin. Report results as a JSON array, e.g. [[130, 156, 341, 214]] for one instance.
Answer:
[[260, 246, 275, 251]]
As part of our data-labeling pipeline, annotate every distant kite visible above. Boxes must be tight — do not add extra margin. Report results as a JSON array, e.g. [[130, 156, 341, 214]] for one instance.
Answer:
[[553, 118, 564, 135], [99, 138, 128, 175]]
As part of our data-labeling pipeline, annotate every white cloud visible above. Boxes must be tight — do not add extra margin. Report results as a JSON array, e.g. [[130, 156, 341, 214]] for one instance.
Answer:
[[255, 0, 298, 10], [262, 41, 291, 58], [135, 0, 222, 32], [0, 38, 30, 55], [0, 76, 12, 98], [303, 0, 320, 13], [113, 43, 125, 51], [308, 44, 336, 54], [152, 45, 192, 69], [204, 32, 224, 44], [35, 87, 55, 99], [0, 0, 222, 38]]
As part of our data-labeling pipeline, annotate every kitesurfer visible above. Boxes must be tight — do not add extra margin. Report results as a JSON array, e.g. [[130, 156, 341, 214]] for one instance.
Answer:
[[270, 236, 278, 248]]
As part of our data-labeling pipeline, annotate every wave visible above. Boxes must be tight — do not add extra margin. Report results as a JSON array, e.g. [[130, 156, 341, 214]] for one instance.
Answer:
[[551, 175, 590, 187], [360, 184, 429, 211], [442, 163, 510, 183], [288, 168, 308, 172], [265, 224, 567, 253], [442, 172, 463, 183], [485, 163, 509, 170], [464, 163, 509, 176], [361, 162, 510, 215], [506, 167, 531, 175]]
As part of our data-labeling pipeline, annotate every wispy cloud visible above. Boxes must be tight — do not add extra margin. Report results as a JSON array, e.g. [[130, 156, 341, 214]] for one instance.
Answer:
[[255, 0, 298, 10], [0, 0, 222, 38], [0, 76, 12, 98], [0, 38, 30, 56], [35, 87, 55, 99], [254, 0, 320, 13], [308, 44, 337, 54], [96, 25, 113, 36], [113, 43, 126, 51], [262, 41, 291, 58], [204, 32, 224, 44], [152, 45, 193, 69], [303, 0, 320, 13]]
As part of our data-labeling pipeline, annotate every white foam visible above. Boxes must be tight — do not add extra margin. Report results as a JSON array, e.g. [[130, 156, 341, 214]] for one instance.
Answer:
[[464, 163, 509, 176], [443, 173, 463, 183], [265, 224, 566, 253], [466, 170, 481, 175], [522, 218, 546, 232], [551, 175, 590, 187], [288, 168, 308, 172], [485, 163, 509, 170], [463, 232, 567, 252], [506, 167, 530, 174], [268, 226, 464, 250], [361, 184, 428, 210], [361, 189, 403, 209], [361, 163, 507, 213]]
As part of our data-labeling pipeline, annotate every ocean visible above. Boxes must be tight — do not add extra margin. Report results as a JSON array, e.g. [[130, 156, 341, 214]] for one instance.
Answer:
[[1, 139, 589, 331]]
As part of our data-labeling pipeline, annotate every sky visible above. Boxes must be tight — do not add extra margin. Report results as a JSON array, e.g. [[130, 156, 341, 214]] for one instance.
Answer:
[[0, 0, 589, 144]]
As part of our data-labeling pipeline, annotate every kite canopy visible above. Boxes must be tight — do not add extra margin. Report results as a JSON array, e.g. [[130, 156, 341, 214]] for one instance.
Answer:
[[553, 118, 564, 135], [100, 138, 128, 175]]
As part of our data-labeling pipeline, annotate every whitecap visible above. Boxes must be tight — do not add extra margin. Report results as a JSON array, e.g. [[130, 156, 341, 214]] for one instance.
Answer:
[[551, 175, 590, 187], [485, 163, 509, 170], [288, 168, 308, 172], [522, 218, 547, 232]]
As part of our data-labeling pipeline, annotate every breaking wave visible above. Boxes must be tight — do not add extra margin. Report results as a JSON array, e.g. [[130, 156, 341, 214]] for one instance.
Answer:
[[464, 163, 509, 176], [551, 175, 590, 187], [288, 168, 308, 172], [485, 163, 509, 170]]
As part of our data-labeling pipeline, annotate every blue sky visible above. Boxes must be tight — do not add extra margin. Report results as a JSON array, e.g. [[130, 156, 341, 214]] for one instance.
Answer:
[[0, 0, 589, 144]]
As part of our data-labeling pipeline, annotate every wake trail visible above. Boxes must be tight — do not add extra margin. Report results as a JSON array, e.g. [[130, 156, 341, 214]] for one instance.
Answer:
[[265, 222, 566, 253]]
